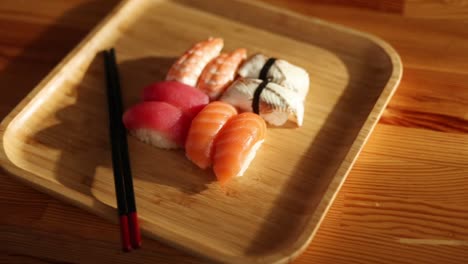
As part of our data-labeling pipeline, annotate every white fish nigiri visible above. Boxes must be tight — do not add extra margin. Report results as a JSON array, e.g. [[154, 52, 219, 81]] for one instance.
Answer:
[[237, 53, 310, 100], [220, 78, 304, 127]]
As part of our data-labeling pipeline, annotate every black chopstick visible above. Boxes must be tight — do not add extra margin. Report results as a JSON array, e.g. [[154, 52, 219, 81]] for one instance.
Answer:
[[104, 48, 141, 251], [108, 48, 141, 249]]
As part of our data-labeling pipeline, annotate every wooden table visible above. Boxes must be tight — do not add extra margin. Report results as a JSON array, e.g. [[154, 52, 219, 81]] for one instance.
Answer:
[[0, 1, 466, 263]]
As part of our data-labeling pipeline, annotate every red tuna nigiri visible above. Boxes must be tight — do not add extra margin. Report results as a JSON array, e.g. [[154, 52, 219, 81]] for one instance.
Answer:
[[185, 102, 237, 169], [142, 81, 209, 119], [213, 112, 266, 183], [123, 101, 192, 149]]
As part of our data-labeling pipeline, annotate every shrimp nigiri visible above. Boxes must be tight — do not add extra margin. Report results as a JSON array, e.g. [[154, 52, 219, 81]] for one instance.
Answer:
[[166, 37, 224, 87], [123, 102, 192, 149], [142, 81, 209, 119], [213, 112, 266, 183], [197, 48, 247, 100], [185, 101, 237, 169]]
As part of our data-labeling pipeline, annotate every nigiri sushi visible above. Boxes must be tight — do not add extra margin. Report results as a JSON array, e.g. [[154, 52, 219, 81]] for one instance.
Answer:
[[220, 78, 304, 127], [142, 81, 209, 119], [237, 53, 310, 100], [197, 48, 247, 100], [185, 101, 237, 169], [166, 37, 224, 87], [213, 112, 266, 183], [123, 102, 192, 149]]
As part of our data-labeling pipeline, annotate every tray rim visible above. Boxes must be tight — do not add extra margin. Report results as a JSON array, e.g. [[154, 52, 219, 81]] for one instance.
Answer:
[[0, 0, 402, 263]]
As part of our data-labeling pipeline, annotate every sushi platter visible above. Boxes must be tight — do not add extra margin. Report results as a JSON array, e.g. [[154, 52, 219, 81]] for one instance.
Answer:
[[0, 0, 402, 263]]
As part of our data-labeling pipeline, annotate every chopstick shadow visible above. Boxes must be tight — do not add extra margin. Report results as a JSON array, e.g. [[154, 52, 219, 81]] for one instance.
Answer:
[[245, 48, 393, 255], [33, 54, 211, 209], [32, 55, 112, 197]]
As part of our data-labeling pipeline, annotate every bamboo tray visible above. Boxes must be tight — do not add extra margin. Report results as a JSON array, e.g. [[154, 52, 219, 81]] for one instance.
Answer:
[[0, 0, 402, 263]]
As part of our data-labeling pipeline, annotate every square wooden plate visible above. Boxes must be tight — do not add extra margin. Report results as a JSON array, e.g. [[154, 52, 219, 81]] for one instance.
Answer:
[[0, 0, 402, 263]]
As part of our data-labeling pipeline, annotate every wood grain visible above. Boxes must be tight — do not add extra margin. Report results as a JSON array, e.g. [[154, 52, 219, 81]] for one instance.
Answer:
[[404, 0, 468, 19], [0, 0, 467, 264], [278, 0, 405, 13]]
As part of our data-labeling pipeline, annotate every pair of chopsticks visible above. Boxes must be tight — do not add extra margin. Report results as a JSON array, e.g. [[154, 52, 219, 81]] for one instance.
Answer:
[[103, 48, 141, 251]]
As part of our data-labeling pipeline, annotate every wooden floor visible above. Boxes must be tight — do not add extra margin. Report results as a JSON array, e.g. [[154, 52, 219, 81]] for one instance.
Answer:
[[0, 0, 467, 263]]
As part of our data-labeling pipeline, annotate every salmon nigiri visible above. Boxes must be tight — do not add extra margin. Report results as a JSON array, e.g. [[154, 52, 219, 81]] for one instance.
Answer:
[[197, 48, 247, 100], [123, 102, 192, 149], [142, 81, 209, 119], [166, 37, 224, 87], [213, 112, 266, 183], [185, 101, 237, 169]]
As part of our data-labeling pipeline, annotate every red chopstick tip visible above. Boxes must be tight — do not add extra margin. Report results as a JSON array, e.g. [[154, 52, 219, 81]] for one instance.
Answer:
[[119, 215, 132, 252], [129, 212, 142, 248], [122, 245, 132, 252]]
